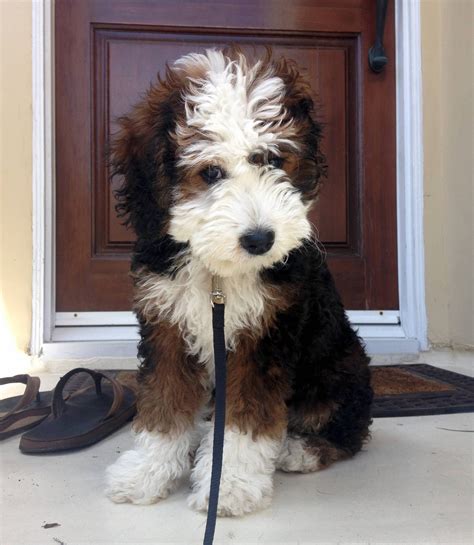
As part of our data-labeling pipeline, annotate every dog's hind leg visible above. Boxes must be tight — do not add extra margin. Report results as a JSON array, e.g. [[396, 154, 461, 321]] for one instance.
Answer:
[[277, 433, 350, 473], [278, 371, 373, 474]]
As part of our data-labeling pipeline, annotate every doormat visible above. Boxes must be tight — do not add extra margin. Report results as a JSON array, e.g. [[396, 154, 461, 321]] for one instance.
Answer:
[[67, 364, 474, 419], [370, 364, 474, 417]]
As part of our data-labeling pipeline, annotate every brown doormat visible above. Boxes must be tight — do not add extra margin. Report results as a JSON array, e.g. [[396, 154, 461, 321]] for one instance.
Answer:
[[371, 364, 474, 417], [113, 366, 474, 418], [67, 364, 474, 419]]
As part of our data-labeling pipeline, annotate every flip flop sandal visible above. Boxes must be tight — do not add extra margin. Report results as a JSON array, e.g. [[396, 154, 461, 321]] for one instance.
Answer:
[[0, 375, 53, 440], [19, 368, 136, 454]]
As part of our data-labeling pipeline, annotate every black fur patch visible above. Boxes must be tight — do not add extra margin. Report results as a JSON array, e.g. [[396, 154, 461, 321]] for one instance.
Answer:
[[259, 241, 373, 454]]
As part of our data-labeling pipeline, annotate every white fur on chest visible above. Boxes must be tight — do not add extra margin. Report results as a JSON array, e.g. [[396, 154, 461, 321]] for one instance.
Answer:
[[136, 259, 269, 383]]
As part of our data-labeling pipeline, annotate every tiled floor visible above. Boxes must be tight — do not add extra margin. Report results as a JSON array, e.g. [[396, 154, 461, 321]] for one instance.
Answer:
[[1, 353, 473, 545]]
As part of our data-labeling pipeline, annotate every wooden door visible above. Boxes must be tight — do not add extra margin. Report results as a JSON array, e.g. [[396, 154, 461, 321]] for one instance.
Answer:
[[56, 0, 397, 312]]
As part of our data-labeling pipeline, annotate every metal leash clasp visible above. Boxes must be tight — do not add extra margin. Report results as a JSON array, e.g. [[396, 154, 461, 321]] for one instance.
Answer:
[[210, 275, 225, 305]]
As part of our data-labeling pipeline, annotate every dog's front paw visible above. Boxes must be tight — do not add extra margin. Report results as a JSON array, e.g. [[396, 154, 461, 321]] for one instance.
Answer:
[[105, 449, 179, 505], [188, 471, 273, 517], [189, 426, 280, 516]]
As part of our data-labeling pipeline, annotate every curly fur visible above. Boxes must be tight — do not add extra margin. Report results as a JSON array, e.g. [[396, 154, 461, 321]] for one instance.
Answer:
[[105, 47, 372, 517]]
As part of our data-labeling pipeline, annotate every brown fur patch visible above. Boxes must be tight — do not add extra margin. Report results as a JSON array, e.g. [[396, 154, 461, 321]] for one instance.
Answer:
[[133, 321, 207, 435], [176, 170, 209, 202], [225, 333, 291, 440], [221, 280, 295, 439], [281, 152, 300, 177], [304, 436, 351, 470], [271, 56, 327, 201], [111, 64, 191, 235], [219, 282, 295, 440], [288, 401, 339, 434]]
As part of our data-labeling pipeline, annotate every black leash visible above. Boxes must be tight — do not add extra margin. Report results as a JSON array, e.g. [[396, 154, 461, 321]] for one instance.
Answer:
[[203, 277, 227, 545]]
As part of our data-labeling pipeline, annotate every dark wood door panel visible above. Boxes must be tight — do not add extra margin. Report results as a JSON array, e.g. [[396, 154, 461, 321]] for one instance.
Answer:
[[94, 30, 359, 256], [56, 0, 397, 312]]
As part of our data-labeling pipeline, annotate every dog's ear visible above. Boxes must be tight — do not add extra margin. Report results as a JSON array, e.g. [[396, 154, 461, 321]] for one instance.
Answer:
[[274, 57, 328, 198], [110, 73, 179, 239]]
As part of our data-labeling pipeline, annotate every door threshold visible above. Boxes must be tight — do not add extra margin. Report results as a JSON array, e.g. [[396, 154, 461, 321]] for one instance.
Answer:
[[42, 310, 420, 362], [40, 337, 420, 371]]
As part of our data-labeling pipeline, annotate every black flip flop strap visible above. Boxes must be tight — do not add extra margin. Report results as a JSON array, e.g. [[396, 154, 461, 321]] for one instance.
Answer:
[[52, 368, 125, 419], [0, 374, 41, 418]]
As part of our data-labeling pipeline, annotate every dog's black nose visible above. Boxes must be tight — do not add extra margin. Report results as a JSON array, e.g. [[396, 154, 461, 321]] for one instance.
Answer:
[[240, 228, 275, 255]]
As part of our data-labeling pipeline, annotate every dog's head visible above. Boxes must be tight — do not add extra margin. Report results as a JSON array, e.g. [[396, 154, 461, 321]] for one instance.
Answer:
[[112, 48, 326, 277]]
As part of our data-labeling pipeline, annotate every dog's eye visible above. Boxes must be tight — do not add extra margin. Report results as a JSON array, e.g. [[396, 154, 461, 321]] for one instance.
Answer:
[[248, 153, 262, 166], [267, 153, 284, 169], [200, 165, 225, 184]]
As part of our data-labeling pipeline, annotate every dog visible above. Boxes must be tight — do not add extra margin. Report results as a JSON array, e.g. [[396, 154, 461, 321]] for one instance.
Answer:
[[105, 47, 373, 517]]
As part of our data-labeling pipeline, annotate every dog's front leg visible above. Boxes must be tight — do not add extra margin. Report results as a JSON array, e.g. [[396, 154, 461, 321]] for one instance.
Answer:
[[106, 323, 207, 505], [105, 424, 203, 505], [188, 338, 288, 517], [188, 424, 283, 517]]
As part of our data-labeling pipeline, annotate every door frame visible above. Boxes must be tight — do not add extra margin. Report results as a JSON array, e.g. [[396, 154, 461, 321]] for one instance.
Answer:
[[31, 0, 427, 360]]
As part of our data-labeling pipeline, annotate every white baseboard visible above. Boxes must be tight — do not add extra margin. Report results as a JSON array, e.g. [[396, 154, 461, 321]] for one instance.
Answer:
[[40, 337, 421, 371], [41, 332, 420, 362], [34, 347, 474, 374], [42, 309, 420, 361]]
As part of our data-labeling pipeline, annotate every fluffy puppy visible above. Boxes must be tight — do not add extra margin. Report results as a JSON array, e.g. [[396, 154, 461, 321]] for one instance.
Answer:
[[105, 47, 373, 517]]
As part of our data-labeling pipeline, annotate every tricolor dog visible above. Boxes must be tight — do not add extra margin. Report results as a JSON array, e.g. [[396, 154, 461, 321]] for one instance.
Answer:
[[105, 47, 373, 517]]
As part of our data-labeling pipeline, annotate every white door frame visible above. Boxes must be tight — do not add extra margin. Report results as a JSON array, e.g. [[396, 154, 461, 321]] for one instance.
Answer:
[[31, 0, 427, 360]]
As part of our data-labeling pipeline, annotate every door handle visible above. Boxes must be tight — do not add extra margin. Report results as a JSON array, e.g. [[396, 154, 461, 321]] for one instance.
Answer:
[[368, 0, 389, 73]]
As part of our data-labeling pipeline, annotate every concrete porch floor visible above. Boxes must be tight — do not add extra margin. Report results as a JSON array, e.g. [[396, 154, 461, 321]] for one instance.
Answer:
[[1, 354, 473, 545]]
